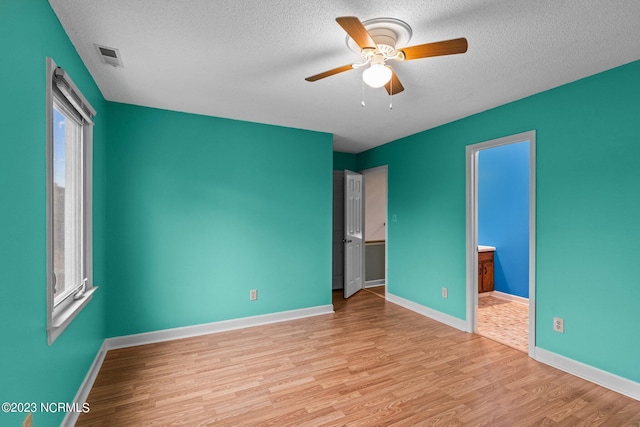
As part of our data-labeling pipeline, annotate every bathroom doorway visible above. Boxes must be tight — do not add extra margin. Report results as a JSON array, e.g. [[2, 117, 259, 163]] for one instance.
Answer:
[[466, 131, 536, 356]]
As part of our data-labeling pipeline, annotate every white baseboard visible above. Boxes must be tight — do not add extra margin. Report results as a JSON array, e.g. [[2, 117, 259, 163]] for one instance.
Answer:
[[386, 292, 467, 331], [492, 290, 529, 305], [535, 347, 640, 401], [65, 302, 639, 427], [105, 304, 334, 350], [365, 280, 385, 288], [61, 341, 107, 427]]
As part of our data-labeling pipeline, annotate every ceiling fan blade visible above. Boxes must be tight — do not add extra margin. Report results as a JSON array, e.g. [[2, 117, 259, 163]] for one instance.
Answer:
[[336, 16, 377, 50], [384, 68, 404, 95], [400, 37, 468, 61], [305, 64, 354, 82]]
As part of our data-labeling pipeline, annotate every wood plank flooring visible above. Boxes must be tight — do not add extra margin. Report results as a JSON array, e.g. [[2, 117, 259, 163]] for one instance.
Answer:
[[77, 290, 640, 426], [477, 295, 528, 353]]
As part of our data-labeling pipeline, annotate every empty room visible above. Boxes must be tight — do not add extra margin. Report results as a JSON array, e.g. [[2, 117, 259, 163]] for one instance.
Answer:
[[2, 1, 640, 426]]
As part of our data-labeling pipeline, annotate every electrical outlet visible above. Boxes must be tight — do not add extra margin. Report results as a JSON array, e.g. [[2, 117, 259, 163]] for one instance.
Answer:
[[553, 317, 564, 333], [250, 289, 257, 301], [442, 287, 448, 298]]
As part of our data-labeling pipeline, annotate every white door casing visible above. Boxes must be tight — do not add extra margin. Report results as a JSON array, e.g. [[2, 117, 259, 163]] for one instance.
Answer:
[[465, 130, 536, 357], [344, 170, 364, 298]]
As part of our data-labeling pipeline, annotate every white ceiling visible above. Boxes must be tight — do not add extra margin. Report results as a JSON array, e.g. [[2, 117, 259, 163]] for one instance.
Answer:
[[49, 0, 640, 153]]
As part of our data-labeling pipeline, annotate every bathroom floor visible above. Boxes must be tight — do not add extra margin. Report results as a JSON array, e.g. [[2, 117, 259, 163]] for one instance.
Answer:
[[477, 295, 528, 353]]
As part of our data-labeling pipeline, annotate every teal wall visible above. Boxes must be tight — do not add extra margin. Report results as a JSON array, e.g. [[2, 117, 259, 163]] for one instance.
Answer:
[[333, 151, 358, 171], [358, 60, 640, 383], [478, 141, 530, 298], [359, 132, 468, 319], [2, 3, 639, 423], [105, 103, 333, 337], [0, 1, 107, 426], [0, 2, 331, 423]]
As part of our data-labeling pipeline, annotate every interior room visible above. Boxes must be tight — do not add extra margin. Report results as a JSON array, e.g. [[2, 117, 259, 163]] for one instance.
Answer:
[[476, 140, 530, 352], [363, 166, 387, 291], [2, 1, 640, 426]]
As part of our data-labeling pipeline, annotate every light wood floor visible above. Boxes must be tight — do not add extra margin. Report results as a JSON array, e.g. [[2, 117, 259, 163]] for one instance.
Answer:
[[365, 285, 385, 298], [477, 295, 528, 353], [77, 290, 640, 426]]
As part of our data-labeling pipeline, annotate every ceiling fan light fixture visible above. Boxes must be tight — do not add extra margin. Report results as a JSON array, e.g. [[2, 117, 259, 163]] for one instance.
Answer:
[[362, 54, 392, 88], [363, 63, 392, 88]]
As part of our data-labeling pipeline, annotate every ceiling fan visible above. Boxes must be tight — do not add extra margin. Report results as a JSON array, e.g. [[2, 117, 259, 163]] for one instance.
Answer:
[[305, 16, 468, 95]]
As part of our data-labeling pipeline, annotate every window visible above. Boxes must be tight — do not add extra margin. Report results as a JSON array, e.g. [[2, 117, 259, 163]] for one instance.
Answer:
[[47, 57, 97, 344]]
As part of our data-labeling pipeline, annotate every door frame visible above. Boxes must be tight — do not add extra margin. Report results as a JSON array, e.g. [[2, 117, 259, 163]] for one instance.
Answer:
[[465, 130, 536, 357], [361, 165, 388, 292]]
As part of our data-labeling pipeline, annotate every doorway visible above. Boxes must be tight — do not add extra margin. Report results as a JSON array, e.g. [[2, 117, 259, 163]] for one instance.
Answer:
[[466, 131, 536, 357], [363, 166, 388, 299], [331, 166, 388, 303]]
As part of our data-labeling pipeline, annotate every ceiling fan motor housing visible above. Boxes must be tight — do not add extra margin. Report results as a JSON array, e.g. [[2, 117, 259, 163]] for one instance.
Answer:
[[368, 28, 397, 57], [346, 17, 413, 60]]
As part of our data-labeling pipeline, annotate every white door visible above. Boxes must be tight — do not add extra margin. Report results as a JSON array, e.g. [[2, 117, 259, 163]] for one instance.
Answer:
[[344, 170, 364, 298]]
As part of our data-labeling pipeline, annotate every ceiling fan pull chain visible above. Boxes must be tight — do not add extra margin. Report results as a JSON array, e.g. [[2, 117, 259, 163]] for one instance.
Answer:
[[389, 77, 393, 110], [361, 77, 366, 107]]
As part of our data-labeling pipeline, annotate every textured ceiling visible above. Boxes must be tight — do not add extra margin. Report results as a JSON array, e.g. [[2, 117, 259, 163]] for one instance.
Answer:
[[49, 0, 640, 153]]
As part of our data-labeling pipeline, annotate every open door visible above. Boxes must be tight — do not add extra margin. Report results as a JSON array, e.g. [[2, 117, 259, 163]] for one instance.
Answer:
[[344, 170, 364, 298]]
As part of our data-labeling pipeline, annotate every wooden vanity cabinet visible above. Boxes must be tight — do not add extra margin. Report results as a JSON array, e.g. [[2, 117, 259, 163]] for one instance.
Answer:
[[478, 251, 494, 293]]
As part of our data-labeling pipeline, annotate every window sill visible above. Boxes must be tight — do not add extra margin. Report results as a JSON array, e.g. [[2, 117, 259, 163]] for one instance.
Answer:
[[48, 286, 98, 345]]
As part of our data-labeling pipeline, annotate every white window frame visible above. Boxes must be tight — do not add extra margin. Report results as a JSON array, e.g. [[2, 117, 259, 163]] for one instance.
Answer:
[[46, 57, 98, 345]]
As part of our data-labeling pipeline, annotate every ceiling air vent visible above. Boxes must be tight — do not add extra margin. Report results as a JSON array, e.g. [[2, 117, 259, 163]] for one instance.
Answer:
[[95, 44, 124, 67]]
